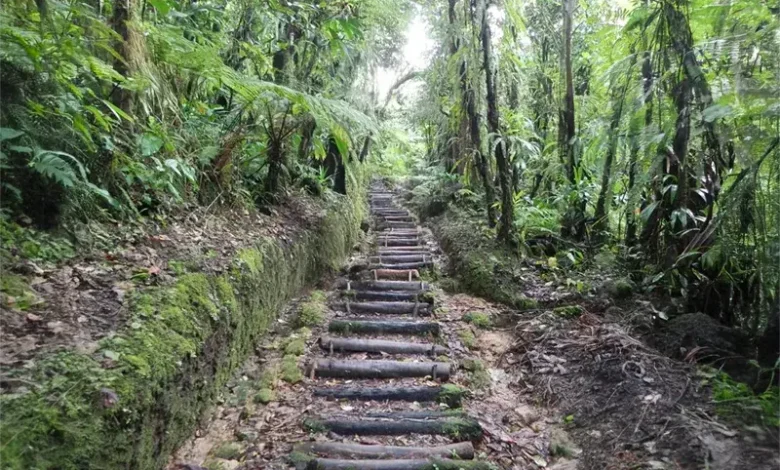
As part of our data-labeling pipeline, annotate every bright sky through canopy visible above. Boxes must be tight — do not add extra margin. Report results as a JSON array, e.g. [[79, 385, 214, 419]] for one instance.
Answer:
[[376, 11, 434, 103]]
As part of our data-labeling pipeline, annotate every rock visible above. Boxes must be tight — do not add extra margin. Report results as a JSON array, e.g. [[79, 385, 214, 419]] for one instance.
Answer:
[[548, 459, 578, 470], [235, 428, 258, 442], [513, 404, 541, 426]]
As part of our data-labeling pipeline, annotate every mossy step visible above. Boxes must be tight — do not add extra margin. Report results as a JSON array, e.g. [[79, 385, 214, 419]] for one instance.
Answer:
[[337, 280, 429, 291], [308, 359, 450, 380], [293, 441, 474, 459]]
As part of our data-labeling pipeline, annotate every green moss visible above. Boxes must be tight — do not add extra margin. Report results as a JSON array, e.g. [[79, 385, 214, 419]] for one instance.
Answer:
[[553, 305, 584, 318], [281, 354, 303, 384], [459, 329, 476, 349], [463, 311, 492, 328], [211, 442, 242, 460], [296, 291, 327, 328], [0, 166, 368, 470], [463, 358, 491, 390], [253, 388, 276, 404], [284, 338, 306, 356], [438, 384, 466, 408], [0, 274, 42, 310], [418, 291, 436, 304], [259, 364, 280, 390]]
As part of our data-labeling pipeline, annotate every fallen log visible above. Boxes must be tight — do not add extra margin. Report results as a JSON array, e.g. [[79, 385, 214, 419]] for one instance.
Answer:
[[332, 301, 430, 315], [301, 458, 492, 470], [309, 359, 450, 380], [318, 336, 447, 355], [336, 280, 428, 291], [312, 384, 464, 407], [328, 319, 439, 336], [303, 415, 482, 440], [294, 441, 474, 460]]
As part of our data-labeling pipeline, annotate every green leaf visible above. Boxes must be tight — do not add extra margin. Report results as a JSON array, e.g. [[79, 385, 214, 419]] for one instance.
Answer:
[[101, 99, 135, 123], [0, 128, 24, 142], [148, 0, 172, 15], [139, 133, 164, 157], [702, 104, 734, 122], [640, 201, 660, 222]]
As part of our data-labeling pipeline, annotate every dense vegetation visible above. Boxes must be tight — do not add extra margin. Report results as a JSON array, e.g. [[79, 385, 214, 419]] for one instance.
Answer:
[[375, 0, 779, 367], [0, 0, 413, 231], [1, 0, 778, 458]]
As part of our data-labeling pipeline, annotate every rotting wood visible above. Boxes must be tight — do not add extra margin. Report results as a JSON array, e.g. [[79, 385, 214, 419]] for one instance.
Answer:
[[328, 319, 439, 336], [308, 359, 450, 380], [301, 458, 492, 470], [312, 384, 464, 407], [318, 336, 447, 355], [303, 415, 482, 440], [294, 441, 474, 460]]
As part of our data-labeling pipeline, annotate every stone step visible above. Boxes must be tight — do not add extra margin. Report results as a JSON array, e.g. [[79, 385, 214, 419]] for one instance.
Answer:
[[307, 359, 450, 380], [318, 336, 447, 356], [328, 318, 440, 336]]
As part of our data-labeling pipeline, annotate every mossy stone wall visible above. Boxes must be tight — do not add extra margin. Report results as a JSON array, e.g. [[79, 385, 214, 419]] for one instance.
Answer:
[[0, 167, 367, 470]]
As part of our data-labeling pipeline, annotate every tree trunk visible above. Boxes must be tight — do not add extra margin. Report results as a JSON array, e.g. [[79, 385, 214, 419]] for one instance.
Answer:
[[626, 48, 654, 246], [479, 0, 514, 244], [265, 138, 284, 196], [111, 0, 136, 115], [594, 62, 634, 236]]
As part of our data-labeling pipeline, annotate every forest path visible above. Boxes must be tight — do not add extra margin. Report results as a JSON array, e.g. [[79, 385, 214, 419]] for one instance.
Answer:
[[170, 181, 569, 470]]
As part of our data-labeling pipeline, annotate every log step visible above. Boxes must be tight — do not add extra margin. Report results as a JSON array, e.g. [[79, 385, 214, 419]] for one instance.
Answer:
[[342, 290, 431, 303], [373, 252, 431, 258], [303, 414, 482, 440], [370, 255, 428, 263], [377, 216, 415, 222], [376, 239, 423, 247], [337, 280, 428, 291], [318, 336, 447, 356], [378, 222, 417, 229], [370, 262, 432, 270], [312, 385, 464, 407], [308, 359, 450, 380], [294, 441, 474, 460], [298, 458, 492, 470], [328, 319, 440, 336], [332, 301, 431, 315]]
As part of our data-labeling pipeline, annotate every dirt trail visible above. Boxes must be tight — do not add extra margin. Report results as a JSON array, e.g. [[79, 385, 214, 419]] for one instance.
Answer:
[[170, 182, 569, 469]]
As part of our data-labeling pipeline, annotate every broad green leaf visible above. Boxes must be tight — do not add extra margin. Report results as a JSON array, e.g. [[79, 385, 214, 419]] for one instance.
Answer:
[[139, 134, 164, 157], [0, 128, 24, 142]]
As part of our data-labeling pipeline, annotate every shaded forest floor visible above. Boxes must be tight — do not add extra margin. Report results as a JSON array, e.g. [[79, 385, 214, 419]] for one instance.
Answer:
[[0, 194, 327, 374]]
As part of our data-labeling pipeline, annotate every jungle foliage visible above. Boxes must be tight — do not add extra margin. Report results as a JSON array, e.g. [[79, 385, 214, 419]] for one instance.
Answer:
[[0, 0, 414, 229], [392, 0, 778, 365]]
